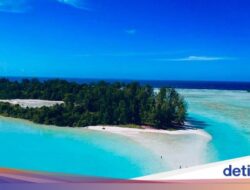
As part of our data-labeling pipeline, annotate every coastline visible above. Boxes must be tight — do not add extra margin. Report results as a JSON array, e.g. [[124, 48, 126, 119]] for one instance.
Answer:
[[0, 115, 212, 172], [86, 125, 212, 140], [86, 125, 212, 170], [0, 114, 211, 140], [0, 97, 210, 140], [0, 115, 212, 137]]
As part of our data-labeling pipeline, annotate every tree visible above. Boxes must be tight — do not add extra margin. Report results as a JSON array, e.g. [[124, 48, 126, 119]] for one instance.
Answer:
[[0, 78, 187, 129]]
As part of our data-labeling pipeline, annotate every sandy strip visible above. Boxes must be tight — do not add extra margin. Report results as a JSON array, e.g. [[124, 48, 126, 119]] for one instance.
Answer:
[[86, 126, 212, 140], [0, 99, 64, 108], [86, 125, 212, 171]]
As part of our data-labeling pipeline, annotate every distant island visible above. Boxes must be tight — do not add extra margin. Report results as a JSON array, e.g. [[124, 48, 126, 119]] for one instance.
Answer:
[[0, 78, 187, 129]]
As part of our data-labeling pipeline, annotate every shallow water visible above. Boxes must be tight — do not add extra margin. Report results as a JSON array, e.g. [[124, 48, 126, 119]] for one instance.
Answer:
[[0, 89, 250, 178], [179, 89, 250, 162], [0, 117, 166, 179]]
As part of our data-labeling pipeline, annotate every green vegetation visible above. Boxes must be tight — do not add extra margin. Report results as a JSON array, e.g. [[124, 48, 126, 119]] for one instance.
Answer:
[[0, 78, 187, 129]]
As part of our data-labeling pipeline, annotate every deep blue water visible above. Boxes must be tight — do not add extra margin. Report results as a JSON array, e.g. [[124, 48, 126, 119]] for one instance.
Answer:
[[4, 77, 250, 90]]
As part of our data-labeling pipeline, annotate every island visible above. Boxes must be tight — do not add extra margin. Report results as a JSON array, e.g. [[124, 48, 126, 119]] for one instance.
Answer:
[[0, 78, 187, 129]]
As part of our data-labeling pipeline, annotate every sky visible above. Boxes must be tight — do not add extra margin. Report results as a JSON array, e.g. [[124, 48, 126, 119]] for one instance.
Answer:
[[0, 0, 250, 81]]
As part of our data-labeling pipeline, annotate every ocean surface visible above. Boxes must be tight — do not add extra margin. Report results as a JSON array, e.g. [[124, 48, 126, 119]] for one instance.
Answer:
[[0, 117, 167, 179], [6, 77, 250, 90], [178, 89, 250, 162], [0, 78, 250, 178]]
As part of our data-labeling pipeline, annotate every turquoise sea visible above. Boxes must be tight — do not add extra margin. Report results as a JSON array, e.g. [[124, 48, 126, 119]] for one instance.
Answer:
[[179, 89, 250, 161], [0, 89, 250, 178], [0, 117, 166, 179]]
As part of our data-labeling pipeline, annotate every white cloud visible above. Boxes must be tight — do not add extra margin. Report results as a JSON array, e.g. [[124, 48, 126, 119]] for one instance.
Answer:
[[0, 0, 31, 13], [0, 0, 90, 13], [57, 0, 90, 10], [125, 29, 137, 35], [74, 51, 183, 57], [158, 56, 231, 62]]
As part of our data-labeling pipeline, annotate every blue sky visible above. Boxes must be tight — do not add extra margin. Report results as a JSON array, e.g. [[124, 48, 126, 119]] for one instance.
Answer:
[[0, 0, 249, 81]]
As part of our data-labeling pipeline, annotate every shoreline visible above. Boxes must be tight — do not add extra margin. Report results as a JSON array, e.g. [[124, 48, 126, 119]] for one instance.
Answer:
[[86, 125, 212, 140], [0, 114, 211, 140], [0, 115, 213, 172], [84, 126, 212, 171], [86, 125, 212, 171]]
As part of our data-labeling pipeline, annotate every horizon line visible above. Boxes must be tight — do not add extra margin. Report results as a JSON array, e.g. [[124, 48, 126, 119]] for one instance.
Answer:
[[1, 76, 250, 84]]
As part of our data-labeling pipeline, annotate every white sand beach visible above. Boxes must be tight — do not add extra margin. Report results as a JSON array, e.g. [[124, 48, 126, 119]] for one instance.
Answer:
[[87, 125, 212, 171], [0, 99, 64, 108], [87, 125, 211, 139]]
